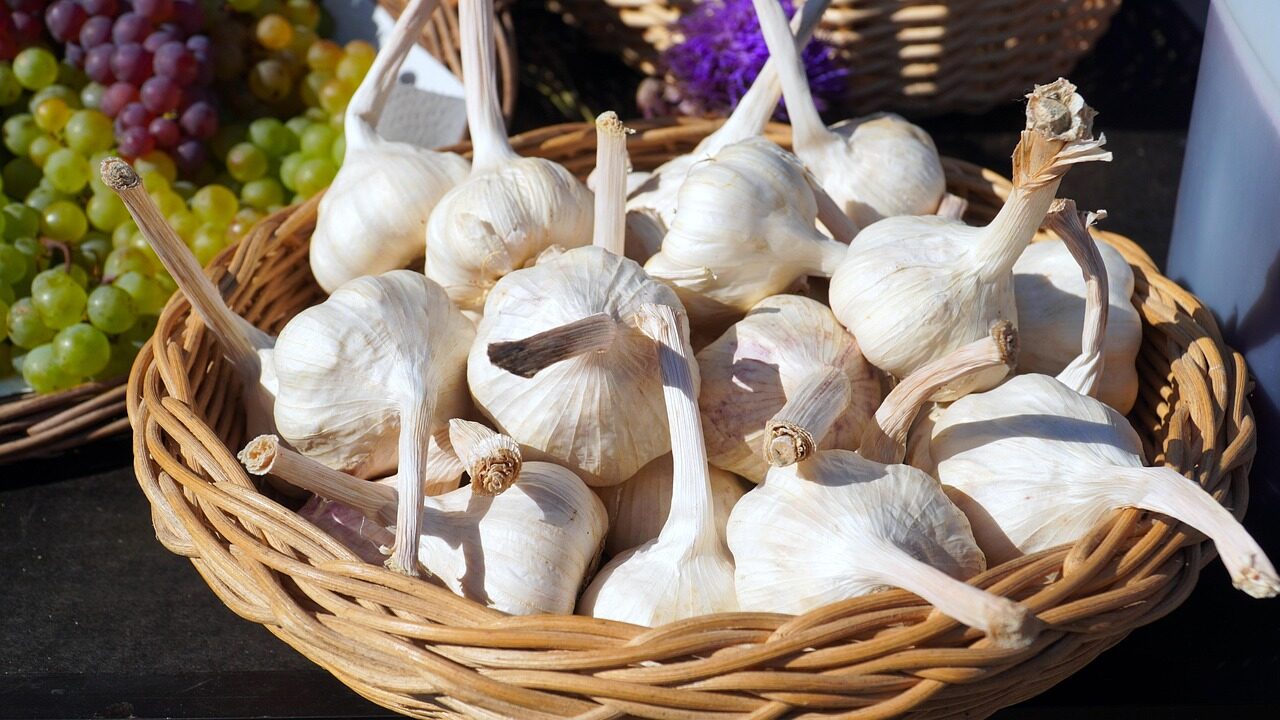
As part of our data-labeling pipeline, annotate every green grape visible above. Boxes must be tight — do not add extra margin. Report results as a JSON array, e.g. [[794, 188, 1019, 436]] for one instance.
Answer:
[[331, 134, 345, 166], [52, 323, 110, 377], [79, 82, 106, 111], [56, 63, 88, 93], [126, 232, 160, 267], [139, 169, 170, 194], [153, 271, 176, 297], [0, 210, 6, 241], [149, 189, 185, 218], [301, 71, 328, 107], [0, 63, 22, 106], [295, 157, 337, 198], [135, 151, 177, 184], [248, 118, 296, 158], [3, 203, 40, 241], [285, 0, 321, 30], [28, 85, 80, 114], [3, 159, 43, 200], [31, 267, 81, 298], [285, 116, 310, 138], [34, 98, 71, 134], [279, 152, 305, 192], [289, 25, 318, 60], [172, 181, 198, 200], [226, 142, 269, 182], [26, 185, 65, 212], [111, 220, 138, 249], [7, 298, 56, 349], [303, 106, 328, 124], [77, 236, 110, 269], [114, 271, 168, 315], [32, 276, 87, 329], [240, 177, 284, 211], [4, 115, 41, 156], [13, 49, 59, 91], [299, 123, 336, 158], [0, 243, 28, 283], [42, 201, 88, 242], [87, 151, 113, 194], [64, 110, 114, 155], [22, 343, 76, 393], [119, 314, 158, 348], [28, 135, 61, 167], [96, 338, 138, 380], [44, 148, 90, 194], [190, 185, 239, 225], [317, 78, 353, 117], [103, 247, 153, 278], [249, 59, 292, 103], [191, 224, 224, 265], [210, 124, 247, 163], [86, 193, 129, 232], [169, 210, 200, 242]]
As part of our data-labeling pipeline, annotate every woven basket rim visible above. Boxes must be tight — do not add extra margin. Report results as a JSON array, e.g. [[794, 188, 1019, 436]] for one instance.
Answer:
[[127, 117, 1255, 719]]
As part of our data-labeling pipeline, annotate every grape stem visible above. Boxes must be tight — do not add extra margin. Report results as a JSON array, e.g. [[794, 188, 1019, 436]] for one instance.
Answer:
[[40, 238, 72, 270]]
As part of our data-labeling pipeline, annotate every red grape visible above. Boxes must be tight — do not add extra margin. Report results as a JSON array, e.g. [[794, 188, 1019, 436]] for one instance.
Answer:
[[148, 116, 179, 147], [118, 126, 154, 158], [179, 100, 216, 139], [79, 15, 112, 48], [110, 42, 151, 85], [174, 138, 204, 176], [116, 101, 151, 132], [10, 0, 47, 14], [111, 12, 151, 44], [133, 0, 174, 23], [153, 40, 196, 84], [99, 81, 138, 117], [143, 28, 179, 53], [84, 43, 114, 83], [45, 0, 88, 43], [139, 75, 179, 113], [81, 0, 120, 16], [171, 0, 203, 36], [12, 12, 44, 48], [64, 42, 85, 68]]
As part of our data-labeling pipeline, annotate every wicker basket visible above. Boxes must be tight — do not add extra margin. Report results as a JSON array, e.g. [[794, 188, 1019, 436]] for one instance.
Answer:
[[549, 0, 1123, 115], [379, 0, 519, 119], [130, 118, 1253, 718]]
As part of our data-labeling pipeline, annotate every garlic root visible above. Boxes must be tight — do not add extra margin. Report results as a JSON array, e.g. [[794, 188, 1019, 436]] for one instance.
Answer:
[[240, 434, 398, 525], [448, 418, 521, 496], [764, 365, 852, 466]]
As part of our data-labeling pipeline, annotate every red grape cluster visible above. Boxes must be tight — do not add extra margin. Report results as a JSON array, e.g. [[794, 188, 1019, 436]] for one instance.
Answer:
[[40, 0, 220, 173], [1, 0, 53, 60]]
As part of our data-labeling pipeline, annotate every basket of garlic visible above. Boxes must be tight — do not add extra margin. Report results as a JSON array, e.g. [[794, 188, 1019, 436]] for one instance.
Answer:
[[121, 0, 1274, 717]]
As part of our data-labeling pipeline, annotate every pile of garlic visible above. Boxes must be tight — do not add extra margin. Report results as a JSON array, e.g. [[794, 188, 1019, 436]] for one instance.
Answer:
[[110, 0, 1276, 641]]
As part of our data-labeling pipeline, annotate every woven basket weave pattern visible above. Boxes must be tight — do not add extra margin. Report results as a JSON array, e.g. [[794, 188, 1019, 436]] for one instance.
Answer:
[[550, 0, 1123, 114], [129, 118, 1253, 718]]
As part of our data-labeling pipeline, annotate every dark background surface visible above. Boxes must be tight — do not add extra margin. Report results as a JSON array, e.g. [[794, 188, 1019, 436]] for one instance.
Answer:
[[4, 0, 1279, 718]]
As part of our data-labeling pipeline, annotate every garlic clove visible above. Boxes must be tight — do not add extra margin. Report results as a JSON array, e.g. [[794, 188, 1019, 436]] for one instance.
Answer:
[[751, 0, 945, 227], [696, 294, 879, 482], [579, 304, 739, 625], [1015, 203, 1141, 412], [930, 373, 1278, 599], [424, 0, 593, 312], [829, 78, 1111, 396], [270, 270, 474, 575], [310, 0, 470, 293], [594, 453, 750, 557]]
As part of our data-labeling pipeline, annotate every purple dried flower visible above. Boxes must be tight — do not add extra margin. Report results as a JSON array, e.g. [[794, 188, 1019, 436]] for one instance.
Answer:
[[662, 0, 847, 120]]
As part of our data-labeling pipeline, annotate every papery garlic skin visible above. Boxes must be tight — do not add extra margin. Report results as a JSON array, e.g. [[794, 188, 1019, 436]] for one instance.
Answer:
[[697, 294, 880, 483], [469, 246, 688, 485], [309, 0, 470, 293], [1014, 238, 1141, 412], [416, 460, 608, 615], [644, 137, 852, 331], [272, 271, 473, 477], [931, 374, 1279, 598], [595, 454, 749, 556]]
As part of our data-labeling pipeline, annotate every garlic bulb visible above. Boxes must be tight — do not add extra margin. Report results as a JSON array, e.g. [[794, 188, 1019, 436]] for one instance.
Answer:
[[470, 114, 687, 486], [102, 158, 277, 437], [595, 454, 750, 557], [829, 78, 1111, 397], [309, 0, 470, 293], [727, 327, 1040, 647], [696, 294, 880, 482], [751, 0, 944, 228], [240, 424, 608, 615], [579, 304, 739, 625], [928, 373, 1278, 599], [271, 270, 474, 575], [424, 0, 593, 312], [644, 136, 856, 334], [624, 0, 830, 261], [1015, 204, 1141, 412]]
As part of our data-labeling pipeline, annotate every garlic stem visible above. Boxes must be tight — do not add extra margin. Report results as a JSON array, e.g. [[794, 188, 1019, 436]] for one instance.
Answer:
[[702, 0, 829, 154], [807, 172, 859, 245], [764, 365, 852, 467], [1111, 467, 1279, 599], [486, 312, 619, 378], [1044, 199, 1110, 398], [459, 0, 516, 172], [346, 0, 441, 151], [863, 538, 1043, 648], [448, 419, 522, 496], [593, 112, 631, 257], [750, 0, 828, 154], [971, 80, 1111, 282], [389, 391, 436, 576], [634, 303, 717, 547], [239, 434, 398, 525], [100, 158, 273, 390], [860, 321, 1018, 465]]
